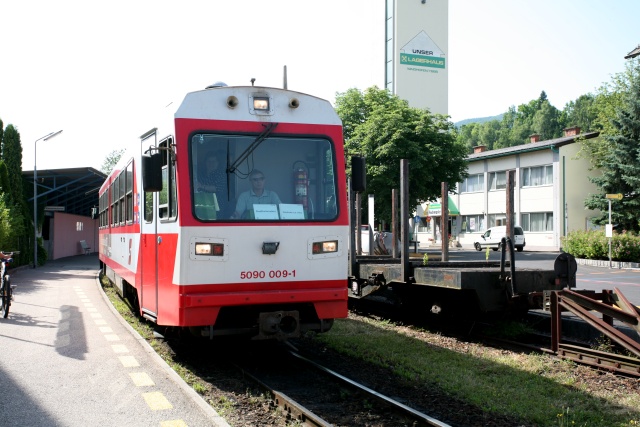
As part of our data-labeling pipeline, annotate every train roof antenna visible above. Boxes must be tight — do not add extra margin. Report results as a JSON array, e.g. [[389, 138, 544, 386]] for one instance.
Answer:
[[250, 78, 255, 86], [283, 65, 287, 90]]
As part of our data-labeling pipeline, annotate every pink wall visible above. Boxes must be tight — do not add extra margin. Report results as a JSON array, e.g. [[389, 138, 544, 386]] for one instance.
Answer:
[[49, 212, 99, 260]]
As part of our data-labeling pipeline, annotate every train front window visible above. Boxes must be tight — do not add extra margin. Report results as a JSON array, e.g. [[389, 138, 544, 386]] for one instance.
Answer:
[[190, 133, 338, 221]]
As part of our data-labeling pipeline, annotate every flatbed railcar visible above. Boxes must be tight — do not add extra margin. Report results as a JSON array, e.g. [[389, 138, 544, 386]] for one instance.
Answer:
[[99, 83, 348, 340]]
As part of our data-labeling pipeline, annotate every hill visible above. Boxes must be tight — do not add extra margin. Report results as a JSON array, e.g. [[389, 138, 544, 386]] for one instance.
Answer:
[[454, 114, 503, 128]]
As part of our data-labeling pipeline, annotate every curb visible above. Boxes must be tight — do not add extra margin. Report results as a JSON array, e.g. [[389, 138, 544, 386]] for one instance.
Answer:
[[95, 273, 231, 427], [575, 257, 640, 270]]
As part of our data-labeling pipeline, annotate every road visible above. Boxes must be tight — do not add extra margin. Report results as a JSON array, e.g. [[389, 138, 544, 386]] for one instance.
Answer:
[[430, 249, 640, 307]]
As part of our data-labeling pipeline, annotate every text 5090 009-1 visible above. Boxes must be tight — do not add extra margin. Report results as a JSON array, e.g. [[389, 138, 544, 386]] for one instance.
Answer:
[[240, 270, 297, 280]]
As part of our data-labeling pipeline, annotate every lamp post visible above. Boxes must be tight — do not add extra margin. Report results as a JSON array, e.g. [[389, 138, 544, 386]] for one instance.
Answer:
[[34, 130, 63, 268]]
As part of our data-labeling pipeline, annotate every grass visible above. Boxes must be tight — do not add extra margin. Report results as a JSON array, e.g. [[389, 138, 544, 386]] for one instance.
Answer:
[[316, 316, 640, 427], [100, 274, 640, 426]]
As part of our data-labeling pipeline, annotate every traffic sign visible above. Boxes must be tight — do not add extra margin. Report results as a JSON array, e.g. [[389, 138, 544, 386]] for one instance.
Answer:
[[605, 193, 623, 200]]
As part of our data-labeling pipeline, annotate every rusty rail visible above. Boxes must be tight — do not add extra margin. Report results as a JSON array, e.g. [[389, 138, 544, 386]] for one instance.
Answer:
[[545, 288, 640, 373]]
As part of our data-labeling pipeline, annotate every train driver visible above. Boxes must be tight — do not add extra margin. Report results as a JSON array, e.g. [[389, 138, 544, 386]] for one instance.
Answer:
[[232, 169, 281, 219]]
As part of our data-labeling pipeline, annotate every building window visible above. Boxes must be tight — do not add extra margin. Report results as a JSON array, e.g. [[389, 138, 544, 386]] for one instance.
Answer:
[[488, 214, 507, 228], [462, 214, 485, 233], [460, 173, 484, 193], [488, 171, 507, 190], [522, 165, 552, 187], [521, 212, 553, 231]]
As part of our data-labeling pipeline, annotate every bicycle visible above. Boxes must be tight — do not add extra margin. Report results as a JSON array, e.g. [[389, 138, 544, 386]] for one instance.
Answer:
[[1, 251, 17, 318]]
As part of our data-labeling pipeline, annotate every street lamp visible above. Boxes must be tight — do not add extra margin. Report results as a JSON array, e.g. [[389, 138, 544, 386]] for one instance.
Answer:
[[34, 130, 63, 268]]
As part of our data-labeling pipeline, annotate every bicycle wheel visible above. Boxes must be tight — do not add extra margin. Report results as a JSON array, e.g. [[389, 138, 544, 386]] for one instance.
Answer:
[[1, 279, 9, 318]]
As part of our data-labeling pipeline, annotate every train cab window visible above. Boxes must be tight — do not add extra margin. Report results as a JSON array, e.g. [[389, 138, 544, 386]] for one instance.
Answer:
[[158, 137, 177, 221], [190, 133, 339, 222]]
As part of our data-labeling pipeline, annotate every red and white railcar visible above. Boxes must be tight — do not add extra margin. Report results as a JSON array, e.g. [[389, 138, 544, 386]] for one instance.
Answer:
[[99, 83, 348, 339]]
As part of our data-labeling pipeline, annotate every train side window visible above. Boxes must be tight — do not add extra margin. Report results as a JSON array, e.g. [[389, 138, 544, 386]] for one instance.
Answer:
[[158, 137, 177, 221], [144, 192, 153, 223], [125, 162, 134, 223], [119, 169, 126, 225], [112, 178, 119, 225]]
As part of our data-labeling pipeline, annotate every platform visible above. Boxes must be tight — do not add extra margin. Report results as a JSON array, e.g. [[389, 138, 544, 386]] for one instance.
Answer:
[[0, 255, 229, 427]]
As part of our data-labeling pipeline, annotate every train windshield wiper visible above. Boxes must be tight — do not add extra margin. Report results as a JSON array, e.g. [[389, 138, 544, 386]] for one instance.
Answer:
[[226, 122, 278, 176]]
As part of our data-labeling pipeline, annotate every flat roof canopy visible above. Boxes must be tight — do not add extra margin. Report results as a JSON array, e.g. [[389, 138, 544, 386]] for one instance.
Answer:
[[23, 167, 107, 217]]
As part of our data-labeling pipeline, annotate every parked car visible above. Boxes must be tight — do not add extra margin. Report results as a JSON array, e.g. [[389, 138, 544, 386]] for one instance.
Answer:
[[474, 225, 526, 252]]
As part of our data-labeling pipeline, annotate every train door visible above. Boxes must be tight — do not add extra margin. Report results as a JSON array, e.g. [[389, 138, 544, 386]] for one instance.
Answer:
[[140, 130, 159, 317]]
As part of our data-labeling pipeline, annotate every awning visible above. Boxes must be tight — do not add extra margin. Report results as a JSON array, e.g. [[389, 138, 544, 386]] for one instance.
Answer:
[[427, 197, 460, 217]]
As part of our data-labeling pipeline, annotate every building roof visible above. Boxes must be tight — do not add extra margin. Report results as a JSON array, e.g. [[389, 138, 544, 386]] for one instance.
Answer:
[[467, 131, 600, 162], [23, 167, 107, 217], [625, 45, 640, 59]]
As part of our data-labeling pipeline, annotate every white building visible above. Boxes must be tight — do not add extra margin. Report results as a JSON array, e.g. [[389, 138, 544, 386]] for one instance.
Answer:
[[415, 128, 601, 251]]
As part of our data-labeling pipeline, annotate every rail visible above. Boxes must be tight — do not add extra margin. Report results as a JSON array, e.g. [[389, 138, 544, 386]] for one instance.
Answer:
[[545, 287, 640, 373]]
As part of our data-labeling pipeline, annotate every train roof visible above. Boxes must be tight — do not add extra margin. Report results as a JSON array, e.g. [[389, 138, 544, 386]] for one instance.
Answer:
[[175, 85, 342, 126]]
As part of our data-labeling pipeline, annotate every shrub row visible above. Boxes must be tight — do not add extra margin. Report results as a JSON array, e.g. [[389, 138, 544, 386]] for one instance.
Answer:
[[561, 230, 640, 262]]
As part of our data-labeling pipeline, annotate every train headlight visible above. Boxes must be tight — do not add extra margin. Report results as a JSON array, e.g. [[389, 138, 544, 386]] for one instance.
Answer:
[[252, 97, 269, 111], [195, 242, 224, 256], [312, 240, 338, 255]]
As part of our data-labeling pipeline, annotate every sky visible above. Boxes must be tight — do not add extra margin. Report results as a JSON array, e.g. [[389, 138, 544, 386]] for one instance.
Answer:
[[1, 0, 639, 171]]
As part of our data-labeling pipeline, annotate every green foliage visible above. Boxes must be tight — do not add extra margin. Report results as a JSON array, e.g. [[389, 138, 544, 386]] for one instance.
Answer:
[[2, 125, 24, 204], [0, 193, 12, 247], [580, 61, 639, 171], [457, 91, 570, 153], [335, 86, 468, 223], [101, 149, 125, 174], [584, 59, 640, 232], [0, 121, 33, 265], [561, 230, 640, 262]]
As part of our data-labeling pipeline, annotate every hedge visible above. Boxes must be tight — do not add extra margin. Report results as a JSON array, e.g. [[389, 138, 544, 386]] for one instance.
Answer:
[[561, 230, 640, 262]]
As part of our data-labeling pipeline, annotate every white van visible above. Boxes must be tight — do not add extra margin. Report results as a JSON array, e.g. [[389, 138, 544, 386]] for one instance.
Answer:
[[474, 225, 526, 252]]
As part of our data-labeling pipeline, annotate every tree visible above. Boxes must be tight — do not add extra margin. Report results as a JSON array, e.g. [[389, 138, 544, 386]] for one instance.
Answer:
[[0, 123, 29, 261], [335, 86, 468, 223], [580, 63, 639, 170], [456, 122, 481, 152], [563, 94, 596, 132], [584, 59, 640, 231], [2, 125, 24, 205], [494, 106, 517, 149], [478, 120, 501, 150], [101, 149, 125, 174], [532, 100, 562, 141]]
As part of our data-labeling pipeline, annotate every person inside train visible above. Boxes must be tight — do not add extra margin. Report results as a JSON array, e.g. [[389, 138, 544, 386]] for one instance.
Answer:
[[195, 152, 229, 217], [232, 169, 281, 219]]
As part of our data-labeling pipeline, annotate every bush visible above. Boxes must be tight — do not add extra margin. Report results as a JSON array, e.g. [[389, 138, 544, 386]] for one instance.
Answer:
[[561, 230, 640, 262]]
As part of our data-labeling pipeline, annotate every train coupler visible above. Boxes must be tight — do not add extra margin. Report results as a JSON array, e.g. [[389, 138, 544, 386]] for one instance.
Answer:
[[254, 310, 300, 341], [349, 273, 386, 299]]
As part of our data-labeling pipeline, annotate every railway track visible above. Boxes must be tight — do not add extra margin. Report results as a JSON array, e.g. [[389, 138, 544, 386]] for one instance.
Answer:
[[479, 332, 640, 377], [234, 344, 452, 427]]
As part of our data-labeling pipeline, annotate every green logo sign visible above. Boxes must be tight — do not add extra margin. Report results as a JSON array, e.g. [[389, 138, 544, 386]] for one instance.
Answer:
[[400, 53, 445, 69]]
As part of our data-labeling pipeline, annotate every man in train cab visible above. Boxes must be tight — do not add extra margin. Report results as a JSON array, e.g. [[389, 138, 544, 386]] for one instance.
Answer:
[[232, 169, 281, 219], [196, 152, 229, 217]]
